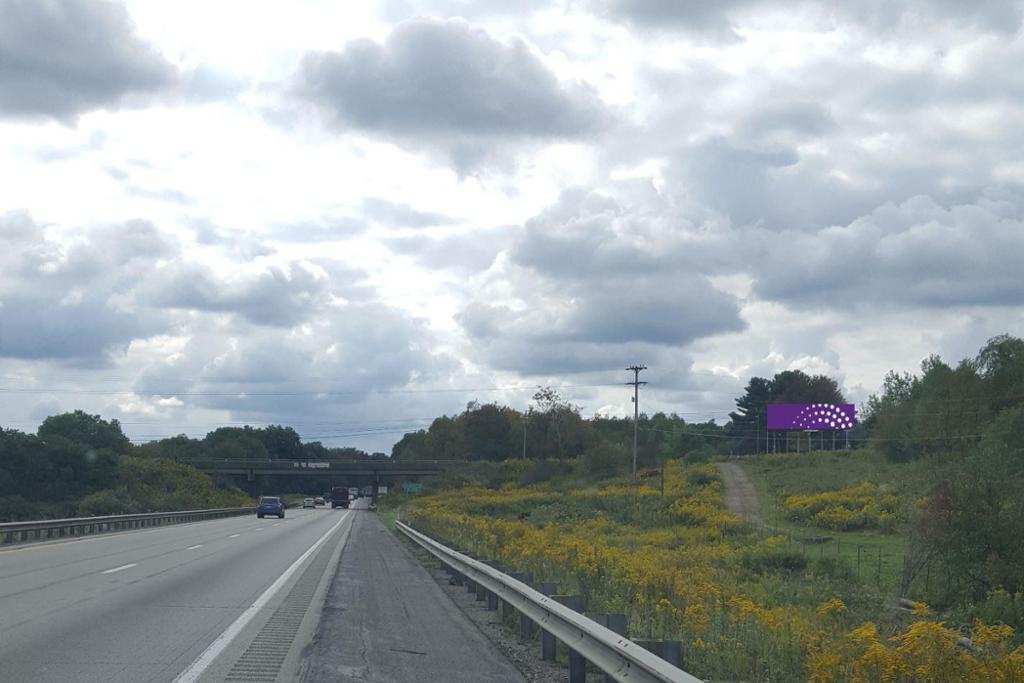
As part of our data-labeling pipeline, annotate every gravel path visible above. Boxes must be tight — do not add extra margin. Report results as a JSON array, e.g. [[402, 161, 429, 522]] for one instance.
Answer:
[[716, 461, 763, 526]]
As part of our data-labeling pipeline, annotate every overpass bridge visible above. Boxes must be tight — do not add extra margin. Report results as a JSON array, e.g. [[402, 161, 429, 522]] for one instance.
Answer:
[[181, 458, 454, 501]]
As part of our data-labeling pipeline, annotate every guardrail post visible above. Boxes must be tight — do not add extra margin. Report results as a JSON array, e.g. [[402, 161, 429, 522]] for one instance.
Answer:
[[538, 583, 559, 660], [462, 553, 480, 593], [448, 554, 466, 585], [590, 614, 628, 683], [504, 572, 532, 622], [553, 595, 587, 683], [481, 560, 501, 607], [520, 612, 536, 640], [541, 628, 557, 660], [634, 639, 684, 669]]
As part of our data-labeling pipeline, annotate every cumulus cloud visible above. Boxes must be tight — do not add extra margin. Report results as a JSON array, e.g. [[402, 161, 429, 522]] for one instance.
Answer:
[[384, 226, 512, 272], [456, 185, 746, 375], [591, 0, 1024, 38], [191, 220, 275, 260], [0, 212, 173, 363], [131, 301, 457, 424], [0, 0, 177, 120], [747, 191, 1024, 310], [144, 261, 339, 328], [291, 17, 607, 171], [591, 0, 759, 39], [0, 293, 153, 363], [456, 175, 1024, 383]]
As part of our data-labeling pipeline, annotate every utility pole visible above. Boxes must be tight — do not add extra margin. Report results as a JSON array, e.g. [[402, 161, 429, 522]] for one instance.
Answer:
[[522, 408, 529, 460], [626, 365, 647, 479]]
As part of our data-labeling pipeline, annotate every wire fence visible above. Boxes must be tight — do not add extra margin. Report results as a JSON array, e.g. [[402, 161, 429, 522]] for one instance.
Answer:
[[749, 521, 906, 591]]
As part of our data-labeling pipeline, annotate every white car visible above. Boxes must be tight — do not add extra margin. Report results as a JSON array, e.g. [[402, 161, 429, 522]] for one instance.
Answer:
[[302, 498, 315, 508]]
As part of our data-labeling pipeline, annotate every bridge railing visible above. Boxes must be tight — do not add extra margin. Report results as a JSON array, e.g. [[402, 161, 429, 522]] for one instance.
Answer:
[[396, 520, 702, 683], [0, 507, 254, 545], [177, 457, 455, 472]]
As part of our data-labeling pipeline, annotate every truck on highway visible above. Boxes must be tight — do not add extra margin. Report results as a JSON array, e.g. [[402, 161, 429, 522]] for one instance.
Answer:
[[330, 486, 349, 509]]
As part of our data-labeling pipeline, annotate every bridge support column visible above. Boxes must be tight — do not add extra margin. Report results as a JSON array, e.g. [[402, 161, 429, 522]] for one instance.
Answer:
[[371, 481, 379, 505], [246, 470, 260, 498]]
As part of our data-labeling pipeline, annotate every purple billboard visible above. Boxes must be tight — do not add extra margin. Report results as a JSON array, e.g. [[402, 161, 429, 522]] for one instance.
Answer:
[[767, 403, 856, 430]]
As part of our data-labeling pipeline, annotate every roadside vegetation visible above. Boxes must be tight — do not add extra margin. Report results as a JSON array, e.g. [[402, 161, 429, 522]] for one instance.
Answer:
[[0, 411, 250, 521], [396, 459, 1024, 681], [389, 335, 1024, 681]]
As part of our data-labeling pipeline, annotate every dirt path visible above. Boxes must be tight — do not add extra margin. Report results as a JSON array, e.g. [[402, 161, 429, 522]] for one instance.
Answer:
[[716, 461, 763, 526]]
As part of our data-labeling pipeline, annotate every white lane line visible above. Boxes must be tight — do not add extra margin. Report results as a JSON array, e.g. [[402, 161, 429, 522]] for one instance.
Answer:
[[228, 533, 240, 538], [172, 511, 350, 683], [186, 544, 204, 550], [271, 523, 280, 527], [101, 563, 137, 575], [255, 527, 264, 531]]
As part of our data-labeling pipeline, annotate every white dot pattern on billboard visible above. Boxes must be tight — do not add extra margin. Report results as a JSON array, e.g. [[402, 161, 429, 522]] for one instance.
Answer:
[[793, 403, 855, 430]]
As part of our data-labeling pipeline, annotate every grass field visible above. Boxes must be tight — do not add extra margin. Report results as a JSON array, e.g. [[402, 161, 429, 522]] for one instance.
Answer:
[[737, 449, 942, 591]]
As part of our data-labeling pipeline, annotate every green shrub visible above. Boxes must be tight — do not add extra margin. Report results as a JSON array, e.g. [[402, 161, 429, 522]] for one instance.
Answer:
[[975, 588, 1024, 633], [741, 544, 808, 573], [688, 469, 716, 487], [78, 488, 141, 516]]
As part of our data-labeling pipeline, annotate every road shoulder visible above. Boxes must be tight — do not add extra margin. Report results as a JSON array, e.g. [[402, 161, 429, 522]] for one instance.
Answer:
[[300, 511, 527, 683]]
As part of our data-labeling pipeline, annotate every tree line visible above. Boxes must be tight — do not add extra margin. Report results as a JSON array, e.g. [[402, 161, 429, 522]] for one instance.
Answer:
[[861, 335, 1024, 616], [389, 387, 732, 474], [391, 369, 848, 466], [0, 415, 398, 521], [0, 411, 251, 522]]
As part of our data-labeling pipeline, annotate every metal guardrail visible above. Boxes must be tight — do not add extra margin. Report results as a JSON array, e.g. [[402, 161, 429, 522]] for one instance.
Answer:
[[0, 507, 255, 545], [396, 520, 702, 683]]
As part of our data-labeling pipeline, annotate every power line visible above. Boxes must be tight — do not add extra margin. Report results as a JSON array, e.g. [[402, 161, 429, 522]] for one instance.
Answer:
[[0, 382, 623, 397]]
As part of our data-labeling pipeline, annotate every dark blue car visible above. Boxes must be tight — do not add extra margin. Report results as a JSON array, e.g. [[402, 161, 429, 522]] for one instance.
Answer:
[[257, 496, 285, 519]]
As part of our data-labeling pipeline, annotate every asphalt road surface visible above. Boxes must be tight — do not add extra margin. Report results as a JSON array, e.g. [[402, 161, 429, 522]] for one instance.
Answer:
[[0, 502, 355, 683], [0, 501, 528, 683], [301, 510, 527, 683]]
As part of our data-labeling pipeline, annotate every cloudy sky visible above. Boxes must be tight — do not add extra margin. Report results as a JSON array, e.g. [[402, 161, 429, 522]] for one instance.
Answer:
[[1, 0, 1022, 452]]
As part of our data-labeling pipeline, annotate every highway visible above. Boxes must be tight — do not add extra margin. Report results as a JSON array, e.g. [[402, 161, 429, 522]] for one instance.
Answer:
[[0, 500, 528, 683], [0, 503, 355, 683]]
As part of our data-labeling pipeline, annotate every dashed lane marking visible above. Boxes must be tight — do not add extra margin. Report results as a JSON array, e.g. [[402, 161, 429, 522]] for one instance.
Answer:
[[172, 511, 351, 683], [228, 534, 240, 538], [186, 544, 203, 550], [101, 563, 137, 575]]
